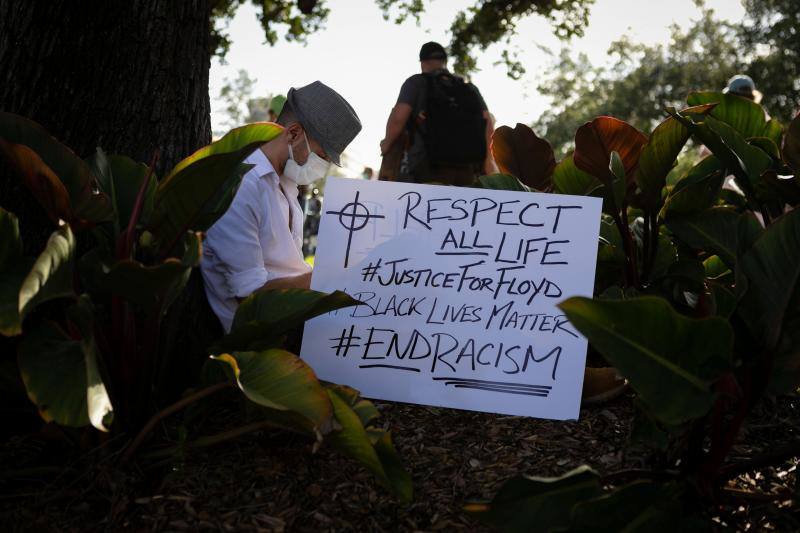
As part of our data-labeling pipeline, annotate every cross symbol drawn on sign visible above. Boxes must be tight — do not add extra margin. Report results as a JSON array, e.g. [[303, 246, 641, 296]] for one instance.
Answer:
[[325, 190, 385, 268]]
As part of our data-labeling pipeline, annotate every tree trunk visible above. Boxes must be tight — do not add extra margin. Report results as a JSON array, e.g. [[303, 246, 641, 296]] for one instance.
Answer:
[[0, 0, 213, 176]]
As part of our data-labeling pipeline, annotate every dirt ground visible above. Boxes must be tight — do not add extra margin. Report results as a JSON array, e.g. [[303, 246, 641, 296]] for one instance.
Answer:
[[1, 393, 798, 532]]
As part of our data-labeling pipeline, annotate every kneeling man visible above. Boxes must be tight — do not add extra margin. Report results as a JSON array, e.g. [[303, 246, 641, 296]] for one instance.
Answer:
[[201, 81, 361, 331]]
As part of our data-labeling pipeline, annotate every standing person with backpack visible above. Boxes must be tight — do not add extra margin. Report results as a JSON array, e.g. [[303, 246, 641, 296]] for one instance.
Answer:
[[379, 42, 497, 185]]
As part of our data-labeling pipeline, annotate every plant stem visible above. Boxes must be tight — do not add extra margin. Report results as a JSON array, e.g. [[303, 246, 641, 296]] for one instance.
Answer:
[[612, 210, 639, 288], [121, 381, 233, 463], [143, 421, 276, 461], [117, 150, 159, 260]]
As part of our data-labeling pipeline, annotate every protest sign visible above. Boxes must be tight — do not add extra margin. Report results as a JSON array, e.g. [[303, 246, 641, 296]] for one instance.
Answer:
[[300, 177, 603, 420]]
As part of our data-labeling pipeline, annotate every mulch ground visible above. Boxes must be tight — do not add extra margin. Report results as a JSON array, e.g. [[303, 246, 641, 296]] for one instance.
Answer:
[[1, 393, 799, 532]]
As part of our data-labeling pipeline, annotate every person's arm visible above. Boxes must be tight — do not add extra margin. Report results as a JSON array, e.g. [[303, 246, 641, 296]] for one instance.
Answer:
[[380, 103, 412, 155], [258, 271, 311, 292], [483, 110, 499, 175], [380, 76, 418, 155], [205, 178, 274, 302]]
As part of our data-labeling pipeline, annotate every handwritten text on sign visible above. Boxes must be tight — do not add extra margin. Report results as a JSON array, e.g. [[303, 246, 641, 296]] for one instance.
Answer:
[[300, 178, 602, 420]]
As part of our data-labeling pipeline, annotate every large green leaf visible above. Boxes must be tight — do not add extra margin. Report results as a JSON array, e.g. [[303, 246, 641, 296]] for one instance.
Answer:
[[0, 112, 112, 225], [0, 209, 30, 336], [666, 207, 741, 268], [690, 115, 772, 199], [109, 154, 157, 230], [86, 148, 158, 244], [490, 124, 555, 191], [18, 223, 76, 319], [659, 156, 724, 220], [737, 208, 800, 351], [17, 320, 112, 429], [478, 173, 532, 192], [0, 208, 23, 268], [763, 119, 784, 147], [559, 296, 733, 425], [211, 349, 332, 429], [569, 481, 699, 533], [552, 154, 601, 197], [65, 296, 113, 431], [687, 91, 767, 139], [1, 221, 76, 336], [81, 231, 200, 313], [636, 104, 717, 212], [215, 289, 360, 353], [465, 466, 601, 533], [149, 123, 282, 255], [784, 112, 800, 173], [326, 389, 412, 502]]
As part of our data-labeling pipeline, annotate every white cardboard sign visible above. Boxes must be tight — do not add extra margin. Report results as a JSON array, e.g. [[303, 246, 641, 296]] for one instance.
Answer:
[[300, 177, 603, 420]]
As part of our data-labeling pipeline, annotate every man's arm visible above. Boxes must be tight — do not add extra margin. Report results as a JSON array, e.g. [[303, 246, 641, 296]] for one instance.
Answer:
[[380, 103, 412, 155], [260, 271, 311, 291]]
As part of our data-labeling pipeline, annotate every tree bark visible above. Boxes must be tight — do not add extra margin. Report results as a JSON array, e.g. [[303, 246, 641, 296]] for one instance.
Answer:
[[0, 0, 213, 176]]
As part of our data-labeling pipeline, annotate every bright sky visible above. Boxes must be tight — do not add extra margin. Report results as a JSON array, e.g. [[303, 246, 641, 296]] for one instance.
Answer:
[[209, 0, 745, 176]]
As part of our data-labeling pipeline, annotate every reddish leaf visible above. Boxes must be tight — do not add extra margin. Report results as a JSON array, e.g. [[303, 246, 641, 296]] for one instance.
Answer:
[[574, 117, 648, 184], [0, 139, 73, 225], [491, 123, 555, 191]]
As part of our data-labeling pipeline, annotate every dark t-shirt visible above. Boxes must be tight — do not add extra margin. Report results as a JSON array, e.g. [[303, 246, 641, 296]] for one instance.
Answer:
[[395, 69, 488, 178]]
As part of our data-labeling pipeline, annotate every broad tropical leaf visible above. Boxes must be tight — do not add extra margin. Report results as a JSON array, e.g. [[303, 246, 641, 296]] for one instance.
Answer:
[[559, 296, 733, 425], [659, 157, 724, 220], [569, 481, 696, 532], [784, 112, 800, 173], [491, 124, 555, 190], [666, 207, 741, 268], [573, 116, 648, 184], [635, 104, 716, 211], [65, 296, 113, 431], [465, 466, 601, 533], [552, 154, 601, 197], [0, 112, 112, 225], [763, 119, 784, 146], [18, 321, 112, 429], [478, 173, 531, 192], [215, 289, 360, 353], [0, 208, 29, 336], [1, 219, 75, 336], [737, 208, 800, 351], [326, 389, 413, 502], [211, 349, 332, 429], [689, 115, 772, 198], [110, 154, 157, 230], [149, 123, 283, 255], [18, 223, 76, 321], [687, 91, 767, 139], [81, 231, 200, 312], [0, 140, 74, 225]]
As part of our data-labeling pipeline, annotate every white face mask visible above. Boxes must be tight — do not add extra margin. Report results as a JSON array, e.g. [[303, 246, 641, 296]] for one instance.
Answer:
[[284, 132, 330, 186]]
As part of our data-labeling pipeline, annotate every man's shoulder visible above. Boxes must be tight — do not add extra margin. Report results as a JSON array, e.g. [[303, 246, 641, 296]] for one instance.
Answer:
[[400, 73, 426, 91]]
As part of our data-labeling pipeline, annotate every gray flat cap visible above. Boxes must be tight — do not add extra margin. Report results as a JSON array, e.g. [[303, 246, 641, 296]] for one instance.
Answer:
[[287, 81, 361, 166]]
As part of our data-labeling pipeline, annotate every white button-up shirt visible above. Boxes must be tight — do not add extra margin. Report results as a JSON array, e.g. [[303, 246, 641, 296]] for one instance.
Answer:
[[201, 148, 311, 332]]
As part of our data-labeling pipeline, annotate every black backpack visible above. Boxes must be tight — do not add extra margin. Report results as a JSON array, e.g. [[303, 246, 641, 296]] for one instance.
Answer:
[[421, 71, 487, 167]]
